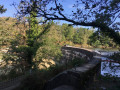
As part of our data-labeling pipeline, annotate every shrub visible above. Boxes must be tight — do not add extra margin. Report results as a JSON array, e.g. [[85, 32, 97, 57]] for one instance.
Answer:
[[68, 58, 85, 67], [48, 64, 65, 76]]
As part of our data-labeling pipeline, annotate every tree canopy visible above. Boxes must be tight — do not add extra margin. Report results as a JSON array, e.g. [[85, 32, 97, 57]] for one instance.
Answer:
[[15, 0, 120, 44], [0, 5, 7, 14]]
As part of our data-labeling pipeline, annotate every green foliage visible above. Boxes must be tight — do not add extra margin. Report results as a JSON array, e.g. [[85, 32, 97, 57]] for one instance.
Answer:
[[0, 17, 23, 47], [61, 24, 74, 41], [73, 28, 93, 45], [48, 64, 65, 76], [0, 16, 119, 78], [13, 45, 33, 54], [2, 44, 34, 71], [48, 58, 85, 75], [27, 16, 41, 46], [68, 58, 85, 67], [3, 53, 19, 62], [35, 22, 62, 63], [26, 1, 41, 47], [0, 5, 7, 14], [13, 45, 34, 65], [89, 31, 117, 48], [17, 0, 120, 45]]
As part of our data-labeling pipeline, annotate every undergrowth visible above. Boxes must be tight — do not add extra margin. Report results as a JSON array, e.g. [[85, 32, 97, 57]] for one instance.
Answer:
[[14, 58, 86, 90]]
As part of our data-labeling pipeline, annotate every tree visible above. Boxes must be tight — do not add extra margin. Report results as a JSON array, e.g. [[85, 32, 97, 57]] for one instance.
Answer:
[[73, 27, 94, 46], [0, 5, 7, 14], [0, 17, 20, 47], [89, 30, 117, 48], [24, 0, 42, 47], [16, 0, 120, 44], [0, 5, 7, 46], [35, 22, 62, 65], [61, 24, 74, 41]]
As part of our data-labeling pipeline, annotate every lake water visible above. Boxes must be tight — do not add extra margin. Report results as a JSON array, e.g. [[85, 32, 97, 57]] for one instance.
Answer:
[[94, 49, 119, 56], [94, 49, 120, 77], [100, 56, 120, 77], [101, 61, 120, 77]]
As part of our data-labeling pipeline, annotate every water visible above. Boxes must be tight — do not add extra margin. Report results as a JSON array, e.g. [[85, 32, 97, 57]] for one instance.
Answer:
[[94, 50, 119, 56], [86, 56, 120, 90], [100, 56, 120, 77], [94, 49, 120, 78], [101, 61, 120, 77]]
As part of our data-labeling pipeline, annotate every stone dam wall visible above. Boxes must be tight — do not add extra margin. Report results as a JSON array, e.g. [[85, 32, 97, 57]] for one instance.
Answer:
[[60, 46, 95, 64], [44, 46, 101, 90]]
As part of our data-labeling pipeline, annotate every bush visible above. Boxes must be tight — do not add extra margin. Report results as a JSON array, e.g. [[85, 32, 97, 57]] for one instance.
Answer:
[[68, 58, 85, 67], [48, 64, 65, 76], [11, 45, 34, 66]]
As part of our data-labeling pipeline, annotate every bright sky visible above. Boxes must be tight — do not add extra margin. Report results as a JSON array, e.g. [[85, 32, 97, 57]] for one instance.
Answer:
[[0, 0, 119, 27], [0, 0, 21, 17], [0, 0, 76, 25], [0, 0, 75, 18]]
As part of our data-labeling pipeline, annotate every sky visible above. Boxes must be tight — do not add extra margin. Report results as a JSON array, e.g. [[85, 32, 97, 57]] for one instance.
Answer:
[[0, 0, 76, 25], [0, 0, 75, 18], [0, 0, 119, 28], [0, 0, 21, 17]]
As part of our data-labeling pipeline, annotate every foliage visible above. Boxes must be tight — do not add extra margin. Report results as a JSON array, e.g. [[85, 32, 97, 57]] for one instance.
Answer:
[[3, 53, 19, 63], [35, 22, 62, 64], [0, 5, 7, 14], [2, 52, 27, 74], [27, 11, 41, 47], [73, 28, 94, 46], [1, 17, 118, 69], [0, 17, 18, 47], [12, 45, 34, 65], [89, 31, 117, 48], [0, 16, 119, 80], [16, 0, 120, 44], [68, 58, 85, 67], [61, 24, 74, 41]]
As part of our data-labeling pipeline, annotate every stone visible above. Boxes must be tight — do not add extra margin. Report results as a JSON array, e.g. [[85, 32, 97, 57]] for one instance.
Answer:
[[53, 85, 78, 90]]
